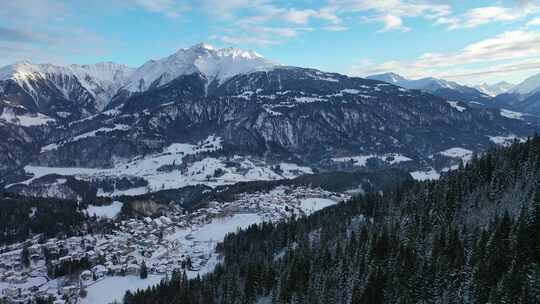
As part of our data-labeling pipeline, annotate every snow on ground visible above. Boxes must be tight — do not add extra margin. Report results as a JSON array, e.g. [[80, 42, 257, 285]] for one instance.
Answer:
[[410, 168, 440, 181], [447, 101, 466, 112], [71, 124, 130, 142], [332, 153, 412, 167], [488, 135, 526, 147], [85, 201, 123, 219], [299, 198, 338, 215], [294, 96, 326, 103], [500, 109, 524, 120], [41, 124, 130, 152], [0, 276, 48, 291], [438, 147, 473, 163], [189, 214, 262, 244], [0, 109, 55, 126], [82, 275, 164, 304], [85, 213, 263, 303], [341, 89, 361, 94], [16, 135, 313, 196]]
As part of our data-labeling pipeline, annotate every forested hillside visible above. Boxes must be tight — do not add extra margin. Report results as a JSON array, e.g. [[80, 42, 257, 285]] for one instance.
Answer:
[[125, 136, 540, 304]]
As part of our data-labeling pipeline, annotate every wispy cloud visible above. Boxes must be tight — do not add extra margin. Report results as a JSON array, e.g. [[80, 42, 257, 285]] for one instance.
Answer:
[[130, 0, 190, 18], [0, 27, 51, 44], [351, 29, 540, 83], [323, 25, 349, 32], [439, 3, 538, 30], [328, 0, 451, 32]]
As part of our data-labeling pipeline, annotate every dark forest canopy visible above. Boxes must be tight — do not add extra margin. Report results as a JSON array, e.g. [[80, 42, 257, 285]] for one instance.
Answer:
[[126, 136, 540, 304], [0, 193, 111, 246]]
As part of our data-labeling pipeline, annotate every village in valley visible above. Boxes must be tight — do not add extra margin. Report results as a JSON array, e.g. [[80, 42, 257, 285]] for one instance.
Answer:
[[0, 186, 348, 304]]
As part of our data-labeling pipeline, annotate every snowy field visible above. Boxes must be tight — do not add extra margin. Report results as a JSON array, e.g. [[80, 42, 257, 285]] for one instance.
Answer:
[[489, 135, 526, 147], [82, 275, 164, 304], [12, 135, 312, 196], [410, 168, 441, 181], [299, 198, 338, 215], [446, 101, 466, 112], [438, 147, 473, 163], [85, 201, 123, 219], [0, 108, 55, 126], [500, 109, 524, 120]]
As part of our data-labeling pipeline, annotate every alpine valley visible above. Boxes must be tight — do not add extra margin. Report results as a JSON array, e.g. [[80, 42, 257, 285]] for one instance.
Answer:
[[2, 43, 540, 304], [1, 43, 538, 197]]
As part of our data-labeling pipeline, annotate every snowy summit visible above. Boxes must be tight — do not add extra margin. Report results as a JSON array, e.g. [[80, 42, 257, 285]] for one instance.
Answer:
[[125, 43, 277, 92]]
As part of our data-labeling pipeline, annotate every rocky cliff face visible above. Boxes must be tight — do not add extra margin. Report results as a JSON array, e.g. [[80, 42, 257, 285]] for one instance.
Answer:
[[28, 68, 538, 170], [0, 48, 538, 189]]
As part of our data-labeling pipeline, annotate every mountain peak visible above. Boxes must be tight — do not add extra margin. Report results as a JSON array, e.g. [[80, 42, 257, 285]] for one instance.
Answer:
[[510, 72, 540, 96], [475, 81, 514, 97], [367, 72, 406, 84], [125, 43, 276, 92], [189, 42, 215, 51]]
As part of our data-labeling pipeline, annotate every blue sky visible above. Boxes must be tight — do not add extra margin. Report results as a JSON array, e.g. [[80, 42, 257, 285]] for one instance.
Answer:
[[1, 0, 540, 85]]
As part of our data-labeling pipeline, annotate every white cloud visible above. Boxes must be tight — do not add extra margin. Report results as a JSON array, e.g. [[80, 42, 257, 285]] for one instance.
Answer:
[[462, 6, 536, 28], [210, 34, 278, 46], [326, 0, 451, 32], [379, 14, 409, 32], [285, 9, 318, 24], [131, 0, 190, 18], [441, 4, 539, 30], [323, 25, 349, 32], [527, 17, 540, 26], [351, 29, 540, 83], [284, 8, 341, 25]]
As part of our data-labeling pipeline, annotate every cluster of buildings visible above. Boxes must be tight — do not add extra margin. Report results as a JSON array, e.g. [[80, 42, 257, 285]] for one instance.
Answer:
[[0, 186, 346, 303]]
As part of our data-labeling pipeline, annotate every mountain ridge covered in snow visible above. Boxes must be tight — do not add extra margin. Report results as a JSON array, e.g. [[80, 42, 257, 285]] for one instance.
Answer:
[[0, 43, 277, 109], [475, 81, 514, 97]]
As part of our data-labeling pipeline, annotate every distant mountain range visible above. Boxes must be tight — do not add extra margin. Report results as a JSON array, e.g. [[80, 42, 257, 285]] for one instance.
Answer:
[[366, 72, 495, 106], [366, 72, 540, 117], [0, 43, 538, 195], [474, 81, 514, 97]]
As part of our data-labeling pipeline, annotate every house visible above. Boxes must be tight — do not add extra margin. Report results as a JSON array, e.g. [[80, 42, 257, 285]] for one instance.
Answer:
[[92, 265, 107, 279], [126, 264, 140, 275], [2, 286, 20, 298], [60, 285, 79, 298], [80, 270, 93, 282]]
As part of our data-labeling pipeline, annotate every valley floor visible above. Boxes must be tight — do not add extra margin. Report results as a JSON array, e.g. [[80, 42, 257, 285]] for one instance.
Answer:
[[0, 186, 347, 304]]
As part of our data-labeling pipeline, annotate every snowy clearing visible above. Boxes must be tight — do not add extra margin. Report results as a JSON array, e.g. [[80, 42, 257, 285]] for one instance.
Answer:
[[299, 198, 338, 215], [15, 135, 313, 196], [500, 109, 524, 120], [438, 147, 473, 163], [85, 201, 123, 219], [446, 101, 466, 112], [0, 109, 55, 126], [410, 168, 440, 181], [488, 135, 526, 147], [82, 275, 164, 304]]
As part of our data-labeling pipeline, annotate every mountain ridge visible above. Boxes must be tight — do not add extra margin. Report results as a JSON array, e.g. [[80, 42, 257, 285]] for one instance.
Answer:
[[1, 44, 539, 194]]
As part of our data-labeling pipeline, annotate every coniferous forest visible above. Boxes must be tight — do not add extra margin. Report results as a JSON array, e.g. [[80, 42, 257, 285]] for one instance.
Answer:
[[125, 136, 540, 304]]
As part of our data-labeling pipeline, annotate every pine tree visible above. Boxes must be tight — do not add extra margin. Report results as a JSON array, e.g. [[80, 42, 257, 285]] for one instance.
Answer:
[[140, 261, 148, 279], [21, 243, 30, 268]]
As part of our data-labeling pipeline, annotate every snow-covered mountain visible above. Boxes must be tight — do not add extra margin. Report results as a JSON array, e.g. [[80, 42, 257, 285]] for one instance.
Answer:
[[1, 44, 539, 192], [491, 73, 540, 115], [366, 72, 490, 104], [367, 72, 463, 91], [475, 81, 514, 97], [510, 73, 540, 96], [125, 43, 276, 92], [0, 43, 275, 116], [0, 61, 134, 111]]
